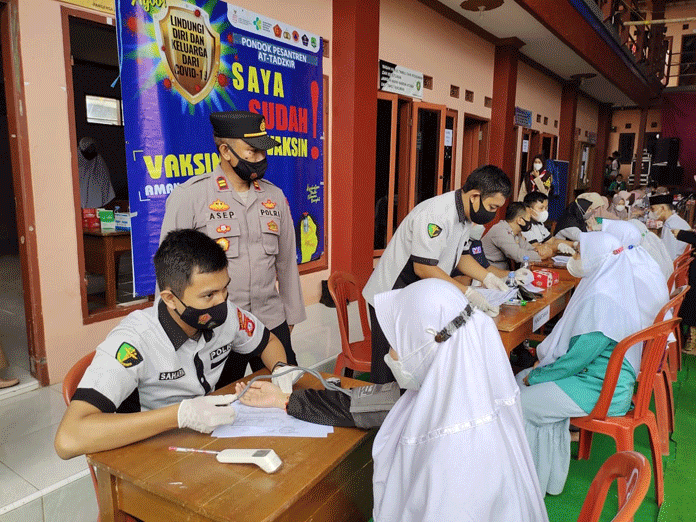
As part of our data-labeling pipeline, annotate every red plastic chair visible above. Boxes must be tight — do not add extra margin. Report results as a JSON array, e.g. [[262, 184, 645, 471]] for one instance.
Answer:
[[62, 351, 138, 522], [673, 245, 693, 270], [327, 271, 372, 377], [570, 318, 680, 507], [651, 285, 689, 456], [667, 256, 692, 293], [577, 451, 651, 522]]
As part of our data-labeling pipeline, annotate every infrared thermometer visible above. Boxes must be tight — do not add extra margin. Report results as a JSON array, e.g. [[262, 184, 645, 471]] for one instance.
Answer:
[[215, 448, 282, 473]]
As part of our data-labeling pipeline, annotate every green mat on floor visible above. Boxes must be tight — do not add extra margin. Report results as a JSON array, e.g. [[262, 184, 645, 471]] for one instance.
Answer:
[[545, 354, 696, 521]]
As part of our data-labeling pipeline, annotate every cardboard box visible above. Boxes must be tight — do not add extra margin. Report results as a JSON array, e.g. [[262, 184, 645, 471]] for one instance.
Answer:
[[98, 209, 116, 232], [82, 217, 101, 230], [82, 208, 98, 219], [115, 212, 131, 231], [532, 269, 559, 288]]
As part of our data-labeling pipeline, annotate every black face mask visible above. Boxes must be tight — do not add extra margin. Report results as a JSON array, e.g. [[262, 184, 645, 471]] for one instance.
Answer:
[[172, 293, 228, 331], [228, 146, 268, 182], [519, 218, 532, 232], [469, 196, 497, 225], [80, 143, 98, 160]]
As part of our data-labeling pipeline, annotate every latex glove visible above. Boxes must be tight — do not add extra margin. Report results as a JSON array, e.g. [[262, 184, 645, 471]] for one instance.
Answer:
[[177, 394, 237, 433], [272, 364, 305, 394], [464, 287, 500, 317], [514, 268, 533, 286], [483, 272, 509, 291], [557, 242, 575, 255]]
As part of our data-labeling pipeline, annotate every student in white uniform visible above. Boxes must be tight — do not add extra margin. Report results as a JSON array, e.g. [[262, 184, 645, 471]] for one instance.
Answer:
[[363, 165, 528, 383], [54, 229, 288, 459], [372, 279, 549, 522], [649, 193, 690, 261]]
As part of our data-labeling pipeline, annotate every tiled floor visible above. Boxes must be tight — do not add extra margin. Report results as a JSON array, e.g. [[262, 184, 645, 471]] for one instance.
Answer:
[[0, 288, 353, 521]]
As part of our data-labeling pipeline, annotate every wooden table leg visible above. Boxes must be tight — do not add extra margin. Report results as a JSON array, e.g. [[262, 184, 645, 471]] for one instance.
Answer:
[[95, 467, 128, 522]]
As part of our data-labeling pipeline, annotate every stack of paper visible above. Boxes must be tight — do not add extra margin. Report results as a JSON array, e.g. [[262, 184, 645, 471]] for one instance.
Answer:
[[551, 255, 570, 265], [476, 288, 519, 307], [212, 403, 334, 438]]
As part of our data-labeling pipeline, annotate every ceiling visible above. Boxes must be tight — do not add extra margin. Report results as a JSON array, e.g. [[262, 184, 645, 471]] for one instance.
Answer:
[[436, 0, 639, 107]]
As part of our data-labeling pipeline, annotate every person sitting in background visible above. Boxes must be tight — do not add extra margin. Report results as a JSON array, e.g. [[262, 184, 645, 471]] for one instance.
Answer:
[[522, 192, 576, 255], [54, 229, 288, 459], [77, 137, 115, 209], [554, 192, 604, 241], [517, 228, 668, 496], [608, 173, 627, 193], [518, 154, 552, 202], [649, 193, 690, 261], [588, 195, 620, 224], [608, 194, 629, 220], [481, 202, 551, 270]]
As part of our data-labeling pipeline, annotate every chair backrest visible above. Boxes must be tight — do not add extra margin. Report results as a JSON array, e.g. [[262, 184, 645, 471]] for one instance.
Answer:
[[62, 351, 96, 406], [667, 257, 692, 292], [577, 451, 651, 522], [327, 271, 371, 361], [654, 285, 689, 323], [673, 245, 693, 269], [584, 318, 680, 421]]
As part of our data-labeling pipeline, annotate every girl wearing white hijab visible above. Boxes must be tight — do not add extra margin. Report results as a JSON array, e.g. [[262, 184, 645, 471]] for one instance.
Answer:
[[517, 230, 668, 495], [373, 278, 548, 522], [629, 219, 674, 280]]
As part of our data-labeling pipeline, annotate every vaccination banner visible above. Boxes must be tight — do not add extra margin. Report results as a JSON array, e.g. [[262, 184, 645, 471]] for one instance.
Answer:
[[117, 0, 324, 296]]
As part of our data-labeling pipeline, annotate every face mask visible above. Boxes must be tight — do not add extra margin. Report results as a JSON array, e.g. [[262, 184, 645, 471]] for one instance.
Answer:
[[534, 210, 549, 223], [384, 353, 420, 390], [566, 257, 586, 278], [533, 162, 543, 171], [80, 143, 98, 160], [519, 217, 532, 232], [469, 224, 485, 241], [615, 205, 625, 212], [648, 211, 658, 221], [469, 196, 497, 225], [228, 146, 268, 182], [173, 293, 228, 331]]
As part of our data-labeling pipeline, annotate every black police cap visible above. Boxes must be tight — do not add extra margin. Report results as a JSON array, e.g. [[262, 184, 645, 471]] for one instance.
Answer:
[[209, 111, 280, 150]]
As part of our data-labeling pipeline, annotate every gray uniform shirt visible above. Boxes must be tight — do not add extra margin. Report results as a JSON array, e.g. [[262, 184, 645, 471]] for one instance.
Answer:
[[481, 220, 541, 270], [160, 167, 306, 329]]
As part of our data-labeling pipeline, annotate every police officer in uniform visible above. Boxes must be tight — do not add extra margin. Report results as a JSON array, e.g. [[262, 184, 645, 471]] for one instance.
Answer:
[[55, 230, 288, 458], [160, 111, 306, 379]]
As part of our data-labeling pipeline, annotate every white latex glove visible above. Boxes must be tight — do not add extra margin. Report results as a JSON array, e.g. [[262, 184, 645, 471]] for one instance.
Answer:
[[514, 268, 533, 286], [557, 242, 576, 255], [483, 272, 509, 291], [271, 364, 305, 394], [464, 287, 500, 317], [177, 394, 237, 434]]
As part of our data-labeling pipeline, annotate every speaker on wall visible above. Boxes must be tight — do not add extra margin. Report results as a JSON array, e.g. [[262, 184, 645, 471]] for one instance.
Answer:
[[651, 164, 684, 186], [653, 137, 680, 166]]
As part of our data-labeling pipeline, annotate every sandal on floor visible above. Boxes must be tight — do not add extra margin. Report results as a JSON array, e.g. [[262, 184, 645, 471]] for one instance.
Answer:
[[0, 377, 19, 389]]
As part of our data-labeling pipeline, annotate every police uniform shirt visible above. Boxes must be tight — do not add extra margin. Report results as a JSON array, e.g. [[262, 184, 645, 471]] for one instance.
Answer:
[[72, 300, 270, 413], [362, 189, 472, 306], [159, 166, 306, 330], [461, 239, 490, 269], [481, 220, 541, 270], [521, 222, 551, 245]]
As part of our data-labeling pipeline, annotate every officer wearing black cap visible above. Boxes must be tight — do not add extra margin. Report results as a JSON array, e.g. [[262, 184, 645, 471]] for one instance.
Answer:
[[160, 111, 306, 379]]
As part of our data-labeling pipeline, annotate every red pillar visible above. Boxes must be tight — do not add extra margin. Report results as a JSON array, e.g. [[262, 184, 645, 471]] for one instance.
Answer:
[[591, 103, 612, 194], [331, 0, 379, 287], [632, 107, 649, 189], [559, 82, 578, 203], [489, 43, 519, 183]]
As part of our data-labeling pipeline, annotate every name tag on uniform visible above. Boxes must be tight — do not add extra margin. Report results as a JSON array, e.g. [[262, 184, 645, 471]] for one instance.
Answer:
[[159, 368, 185, 380]]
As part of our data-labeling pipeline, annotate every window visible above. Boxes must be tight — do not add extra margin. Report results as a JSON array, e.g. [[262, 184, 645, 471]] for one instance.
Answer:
[[85, 95, 123, 126]]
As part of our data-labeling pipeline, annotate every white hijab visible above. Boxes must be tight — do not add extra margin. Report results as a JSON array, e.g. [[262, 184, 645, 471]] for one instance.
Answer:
[[661, 213, 690, 261], [536, 230, 669, 371], [629, 219, 674, 280], [372, 279, 548, 522]]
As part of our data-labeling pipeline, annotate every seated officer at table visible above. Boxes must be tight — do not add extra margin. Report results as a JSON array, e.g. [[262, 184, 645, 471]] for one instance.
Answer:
[[481, 202, 550, 270], [522, 192, 576, 255], [54, 229, 287, 459]]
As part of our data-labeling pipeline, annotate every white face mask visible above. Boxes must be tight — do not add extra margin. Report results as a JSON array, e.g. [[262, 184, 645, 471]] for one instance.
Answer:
[[648, 210, 659, 221], [533, 162, 543, 171], [469, 224, 485, 241], [566, 256, 585, 278], [384, 353, 420, 390], [615, 205, 625, 212], [534, 210, 549, 223]]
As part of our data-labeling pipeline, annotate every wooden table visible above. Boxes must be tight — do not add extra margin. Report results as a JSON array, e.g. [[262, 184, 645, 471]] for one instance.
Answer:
[[88, 372, 375, 522], [494, 281, 574, 355], [529, 261, 581, 286], [83, 230, 131, 308]]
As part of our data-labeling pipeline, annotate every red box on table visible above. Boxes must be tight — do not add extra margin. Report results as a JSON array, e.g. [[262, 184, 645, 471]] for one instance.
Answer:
[[532, 269, 559, 288]]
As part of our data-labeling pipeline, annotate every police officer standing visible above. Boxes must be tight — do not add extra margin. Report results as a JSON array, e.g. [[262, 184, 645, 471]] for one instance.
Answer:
[[160, 111, 305, 379]]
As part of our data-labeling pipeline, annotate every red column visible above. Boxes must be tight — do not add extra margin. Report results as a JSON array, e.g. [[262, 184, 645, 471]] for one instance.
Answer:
[[591, 103, 612, 194], [489, 44, 519, 183], [632, 107, 649, 190], [559, 82, 578, 204], [331, 0, 379, 287]]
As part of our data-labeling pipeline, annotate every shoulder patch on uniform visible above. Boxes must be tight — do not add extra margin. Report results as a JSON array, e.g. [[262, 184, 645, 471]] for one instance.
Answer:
[[237, 309, 256, 337], [427, 223, 442, 238], [115, 342, 143, 368], [209, 199, 230, 211]]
